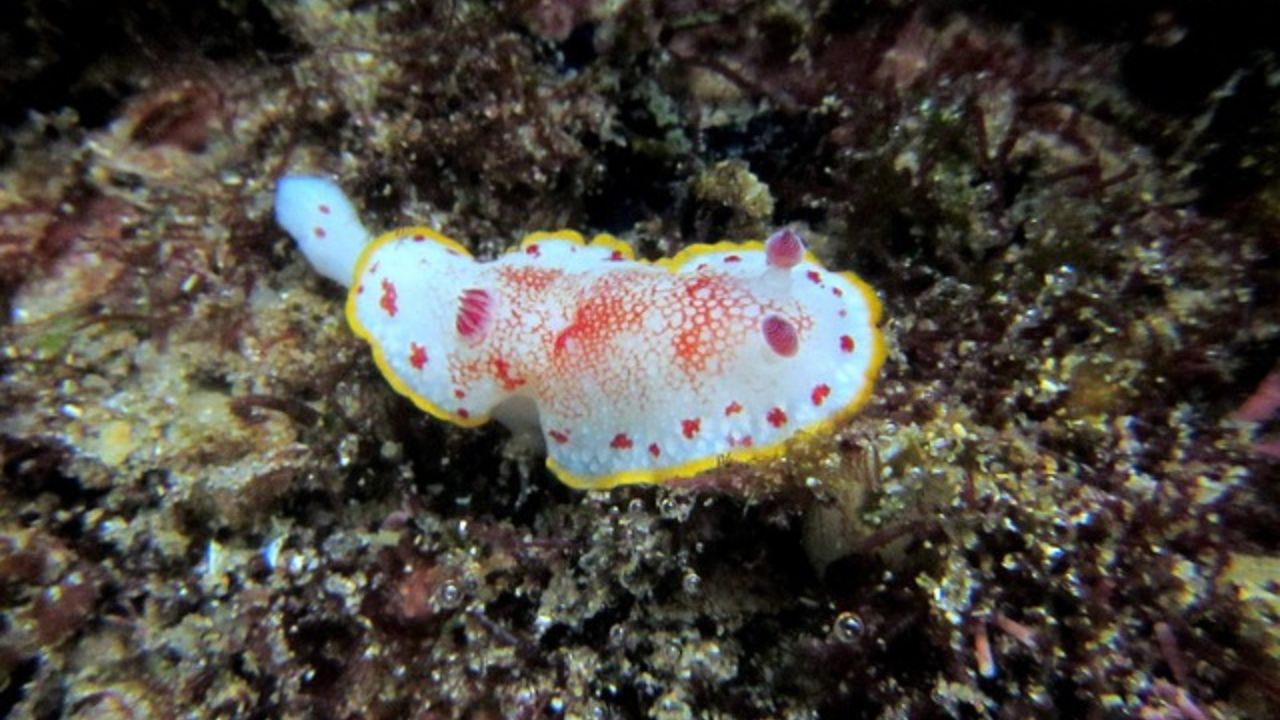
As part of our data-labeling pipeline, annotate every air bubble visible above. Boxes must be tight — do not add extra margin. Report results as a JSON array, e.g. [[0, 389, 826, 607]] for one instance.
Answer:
[[834, 611, 864, 641], [682, 570, 703, 595], [437, 582, 462, 608]]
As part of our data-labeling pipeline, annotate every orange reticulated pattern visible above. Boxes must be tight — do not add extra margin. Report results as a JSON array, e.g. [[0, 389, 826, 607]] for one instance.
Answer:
[[446, 267, 788, 432], [544, 271, 760, 384]]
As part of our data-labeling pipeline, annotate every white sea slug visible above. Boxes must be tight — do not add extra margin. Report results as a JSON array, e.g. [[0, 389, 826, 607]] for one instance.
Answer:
[[275, 175, 885, 489]]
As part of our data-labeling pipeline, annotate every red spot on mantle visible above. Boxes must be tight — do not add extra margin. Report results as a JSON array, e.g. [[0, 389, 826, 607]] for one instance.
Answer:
[[526, 243, 540, 256], [318, 204, 331, 214], [457, 408, 470, 419], [648, 443, 661, 458], [811, 383, 831, 406], [454, 389, 466, 399], [380, 279, 398, 317], [806, 270, 822, 284], [549, 430, 570, 445], [492, 357, 526, 391], [840, 335, 855, 353], [681, 418, 701, 439], [767, 407, 788, 428], [609, 250, 624, 261], [409, 342, 428, 369], [413, 233, 426, 242], [724, 401, 743, 416], [724, 255, 741, 263], [610, 433, 633, 450], [313, 227, 326, 239]]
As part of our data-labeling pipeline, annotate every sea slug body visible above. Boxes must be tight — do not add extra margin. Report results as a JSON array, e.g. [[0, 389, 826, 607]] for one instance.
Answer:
[[275, 175, 885, 490]]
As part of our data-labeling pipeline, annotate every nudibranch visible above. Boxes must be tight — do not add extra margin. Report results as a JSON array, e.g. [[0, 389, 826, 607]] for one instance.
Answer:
[[274, 176, 885, 490]]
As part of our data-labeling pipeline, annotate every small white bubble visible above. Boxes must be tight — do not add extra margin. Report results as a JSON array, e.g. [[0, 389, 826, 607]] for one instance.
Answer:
[[833, 611, 864, 641], [437, 582, 461, 608], [682, 570, 702, 595]]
